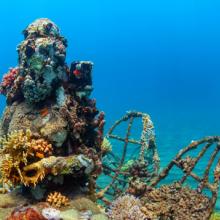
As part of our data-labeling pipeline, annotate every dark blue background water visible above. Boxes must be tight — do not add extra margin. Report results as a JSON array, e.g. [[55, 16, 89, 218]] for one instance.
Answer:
[[0, 0, 220, 210]]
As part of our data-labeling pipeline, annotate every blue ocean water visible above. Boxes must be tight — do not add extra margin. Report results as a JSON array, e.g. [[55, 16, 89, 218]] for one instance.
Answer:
[[0, 0, 220, 211]]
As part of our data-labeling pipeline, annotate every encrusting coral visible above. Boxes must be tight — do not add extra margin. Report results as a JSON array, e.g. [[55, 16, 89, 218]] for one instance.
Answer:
[[46, 192, 69, 208]]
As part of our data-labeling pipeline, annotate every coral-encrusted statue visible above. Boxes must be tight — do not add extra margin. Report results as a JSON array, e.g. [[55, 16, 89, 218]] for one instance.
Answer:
[[0, 18, 105, 205]]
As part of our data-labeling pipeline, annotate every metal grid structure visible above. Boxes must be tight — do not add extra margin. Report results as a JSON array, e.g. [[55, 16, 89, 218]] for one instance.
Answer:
[[96, 111, 160, 204], [148, 136, 220, 219], [96, 112, 220, 218]]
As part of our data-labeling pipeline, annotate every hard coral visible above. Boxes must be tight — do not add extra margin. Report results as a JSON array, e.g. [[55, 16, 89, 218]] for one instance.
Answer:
[[0, 129, 53, 187], [27, 138, 53, 159], [140, 183, 211, 220], [46, 192, 69, 208], [107, 194, 147, 220], [0, 68, 19, 95]]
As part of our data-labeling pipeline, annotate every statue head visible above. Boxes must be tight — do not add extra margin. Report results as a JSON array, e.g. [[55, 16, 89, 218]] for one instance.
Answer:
[[17, 18, 68, 104]]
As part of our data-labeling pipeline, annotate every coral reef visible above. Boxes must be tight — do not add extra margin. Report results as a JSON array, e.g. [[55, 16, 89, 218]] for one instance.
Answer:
[[106, 136, 220, 220], [0, 191, 107, 220], [96, 113, 220, 219], [0, 18, 107, 219], [140, 183, 210, 219], [0, 17, 219, 220], [0, 18, 104, 200]]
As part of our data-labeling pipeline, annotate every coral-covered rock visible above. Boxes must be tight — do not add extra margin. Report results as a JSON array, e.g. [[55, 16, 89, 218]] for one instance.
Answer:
[[18, 19, 68, 104], [0, 190, 34, 219], [0, 101, 68, 148], [0, 18, 105, 217], [6, 206, 46, 220]]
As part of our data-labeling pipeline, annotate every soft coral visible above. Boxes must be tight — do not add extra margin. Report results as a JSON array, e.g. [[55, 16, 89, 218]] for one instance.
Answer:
[[0, 67, 19, 95]]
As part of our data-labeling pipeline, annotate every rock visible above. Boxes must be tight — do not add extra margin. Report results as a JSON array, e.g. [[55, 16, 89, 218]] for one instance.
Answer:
[[0, 101, 68, 148], [0, 190, 33, 219], [42, 207, 61, 220], [70, 197, 101, 214], [91, 213, 109, 220], [30, 185, 47, 200], [60, 209, 79, 220]]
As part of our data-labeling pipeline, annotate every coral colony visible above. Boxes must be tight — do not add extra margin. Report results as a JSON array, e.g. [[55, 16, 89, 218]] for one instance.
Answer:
[[0, 18, 219, 220]]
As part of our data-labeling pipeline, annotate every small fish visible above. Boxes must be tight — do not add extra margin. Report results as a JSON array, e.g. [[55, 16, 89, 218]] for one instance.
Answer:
[[39, 107, 49, 117]]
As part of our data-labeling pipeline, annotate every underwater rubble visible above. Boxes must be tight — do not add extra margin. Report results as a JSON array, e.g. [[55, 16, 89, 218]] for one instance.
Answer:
[[0, 18, 219, 220]]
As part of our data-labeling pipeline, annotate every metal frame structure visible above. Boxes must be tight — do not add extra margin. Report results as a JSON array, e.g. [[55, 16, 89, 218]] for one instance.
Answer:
[[96, 111, 160, 203]]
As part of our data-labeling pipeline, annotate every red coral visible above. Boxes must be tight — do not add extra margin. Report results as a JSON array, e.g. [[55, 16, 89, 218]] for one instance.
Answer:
[[6, 206, 46, 220], [0, 67, 19, 95], [97, 111, 105, 146]]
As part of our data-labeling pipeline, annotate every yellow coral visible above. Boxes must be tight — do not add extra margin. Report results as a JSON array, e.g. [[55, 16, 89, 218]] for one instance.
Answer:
[[0, 156, 21, 186], [46, 192, 69, 208], [0, 129, 53, 187]]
